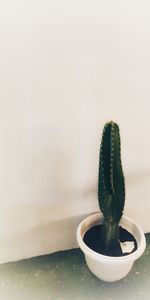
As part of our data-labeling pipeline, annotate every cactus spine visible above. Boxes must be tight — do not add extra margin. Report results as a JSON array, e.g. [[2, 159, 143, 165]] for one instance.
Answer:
[[98, 121, 125, 251]]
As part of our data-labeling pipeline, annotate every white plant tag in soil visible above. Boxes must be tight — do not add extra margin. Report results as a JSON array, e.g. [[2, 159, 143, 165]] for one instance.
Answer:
[[120, 241, 135, 254], [83, 225, 137, 257]]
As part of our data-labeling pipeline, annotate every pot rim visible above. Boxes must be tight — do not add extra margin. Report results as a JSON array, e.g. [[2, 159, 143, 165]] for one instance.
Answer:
[[76, 212, 146, 264]]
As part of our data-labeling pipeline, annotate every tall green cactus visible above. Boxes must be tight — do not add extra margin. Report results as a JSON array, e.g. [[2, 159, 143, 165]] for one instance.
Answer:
[[98, 121, 125, 251]]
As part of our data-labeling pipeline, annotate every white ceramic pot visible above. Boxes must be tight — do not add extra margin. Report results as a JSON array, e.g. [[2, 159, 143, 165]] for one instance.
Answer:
[[76, 212, 146, 282]]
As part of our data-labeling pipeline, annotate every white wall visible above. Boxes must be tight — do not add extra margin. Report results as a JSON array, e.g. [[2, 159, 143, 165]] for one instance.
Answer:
[[0, 0, 150, 263]]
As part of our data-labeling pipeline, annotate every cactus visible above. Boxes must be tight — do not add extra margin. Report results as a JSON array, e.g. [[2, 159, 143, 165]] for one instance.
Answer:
[[98, 121, 125, 251]]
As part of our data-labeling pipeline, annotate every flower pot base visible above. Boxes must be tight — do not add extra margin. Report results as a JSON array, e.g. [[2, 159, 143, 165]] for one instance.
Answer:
[[85, 254, 134, 282]]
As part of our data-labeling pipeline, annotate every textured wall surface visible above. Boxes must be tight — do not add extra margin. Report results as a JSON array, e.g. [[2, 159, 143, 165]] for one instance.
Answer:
[[0, 0, 150, 263]]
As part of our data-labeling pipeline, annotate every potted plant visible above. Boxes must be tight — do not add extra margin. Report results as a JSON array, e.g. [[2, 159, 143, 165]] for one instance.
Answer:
[[76, 121, 146, 282]]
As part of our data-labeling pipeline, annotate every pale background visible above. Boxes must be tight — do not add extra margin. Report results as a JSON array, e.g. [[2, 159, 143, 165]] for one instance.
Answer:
[[0, 0, 150, 263]]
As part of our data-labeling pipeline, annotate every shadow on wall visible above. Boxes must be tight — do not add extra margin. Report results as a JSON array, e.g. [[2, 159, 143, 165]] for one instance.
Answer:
[[126, 168, 150, 186], [23, 128, 76, 205], [24, 127, 98, 207], [50, 142, 74, 203], [0, 207, 89, 264], [125, 169, 150, 233]]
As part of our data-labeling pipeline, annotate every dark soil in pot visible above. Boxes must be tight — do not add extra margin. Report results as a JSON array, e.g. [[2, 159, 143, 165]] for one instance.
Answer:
[[83, 225, 137, 257]]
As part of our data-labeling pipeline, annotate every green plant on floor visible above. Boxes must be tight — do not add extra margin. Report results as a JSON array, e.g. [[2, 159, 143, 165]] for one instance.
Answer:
[[98, 121, 125, 251]]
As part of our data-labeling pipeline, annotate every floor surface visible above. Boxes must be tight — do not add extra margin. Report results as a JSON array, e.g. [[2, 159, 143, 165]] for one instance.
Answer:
[[0, 235, 150, 300]]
